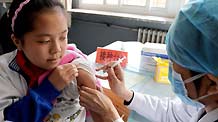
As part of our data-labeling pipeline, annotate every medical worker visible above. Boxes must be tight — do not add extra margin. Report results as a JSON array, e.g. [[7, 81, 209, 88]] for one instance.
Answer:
[[79, 0, 218, 122]]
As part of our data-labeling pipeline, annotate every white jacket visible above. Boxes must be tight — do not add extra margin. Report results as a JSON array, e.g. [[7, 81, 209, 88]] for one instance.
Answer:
[[0, 50, 95, 122], [128, 92, 218, 122]]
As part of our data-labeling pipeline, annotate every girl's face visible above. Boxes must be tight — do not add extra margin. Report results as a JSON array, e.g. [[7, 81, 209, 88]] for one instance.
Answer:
[[20, 7, 68, 70]]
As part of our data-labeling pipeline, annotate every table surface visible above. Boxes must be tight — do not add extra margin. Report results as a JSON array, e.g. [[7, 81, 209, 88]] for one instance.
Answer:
[[88, 41, 174, 122]]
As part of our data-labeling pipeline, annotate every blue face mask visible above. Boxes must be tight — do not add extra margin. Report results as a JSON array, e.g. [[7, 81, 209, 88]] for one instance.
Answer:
[[168, 64, 205, 108]]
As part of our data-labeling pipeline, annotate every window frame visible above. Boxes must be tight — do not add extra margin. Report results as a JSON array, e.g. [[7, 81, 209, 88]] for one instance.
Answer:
[[67, 0, 187, 18]]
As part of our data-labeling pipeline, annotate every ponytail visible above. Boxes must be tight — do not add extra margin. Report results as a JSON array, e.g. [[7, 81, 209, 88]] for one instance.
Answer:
[[0, 12, 16, 54]]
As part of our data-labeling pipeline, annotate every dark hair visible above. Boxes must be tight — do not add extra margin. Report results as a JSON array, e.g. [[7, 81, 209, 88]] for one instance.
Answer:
[[0, 0, 65, 54]]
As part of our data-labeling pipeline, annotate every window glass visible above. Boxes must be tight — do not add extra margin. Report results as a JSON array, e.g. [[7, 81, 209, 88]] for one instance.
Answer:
[[150, 0, 167, 8], [122, 0, 146, 6], [81, 0, 103, 4], [106, 0, 119, 5]]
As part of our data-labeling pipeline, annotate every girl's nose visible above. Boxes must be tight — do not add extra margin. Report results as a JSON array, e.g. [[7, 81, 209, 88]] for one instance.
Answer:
[[50, 40, 61, 54]]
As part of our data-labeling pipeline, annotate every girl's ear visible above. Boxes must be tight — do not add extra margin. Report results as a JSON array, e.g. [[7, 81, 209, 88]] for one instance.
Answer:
[[11, 34, 22, 50]]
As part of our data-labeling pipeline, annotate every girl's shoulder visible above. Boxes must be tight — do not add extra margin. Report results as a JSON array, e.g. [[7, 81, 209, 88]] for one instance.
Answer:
[[0, 50, 18, 74], [0, 50, 17, 66], [0, 50, 22, 86]]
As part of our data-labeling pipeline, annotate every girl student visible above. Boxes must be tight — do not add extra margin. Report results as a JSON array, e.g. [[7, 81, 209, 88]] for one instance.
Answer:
[[0, 0, 105, 121]]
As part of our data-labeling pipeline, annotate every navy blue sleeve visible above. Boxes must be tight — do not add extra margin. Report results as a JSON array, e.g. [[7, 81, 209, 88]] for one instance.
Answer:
[[3, 78, 61, 122]]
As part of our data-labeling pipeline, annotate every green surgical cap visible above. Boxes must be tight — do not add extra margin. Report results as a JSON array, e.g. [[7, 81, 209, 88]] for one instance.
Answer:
[[166, 0, 218, 76]]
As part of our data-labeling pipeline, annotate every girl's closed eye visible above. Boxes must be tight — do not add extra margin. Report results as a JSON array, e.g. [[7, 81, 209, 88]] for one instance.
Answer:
[[37, 40, 51, 44], [59, 36, 67, 41]]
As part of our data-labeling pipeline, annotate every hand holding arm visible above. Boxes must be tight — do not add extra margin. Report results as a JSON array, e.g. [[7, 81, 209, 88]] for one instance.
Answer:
[[79, 86, 121, 121], [48, 63, 78, 91]]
